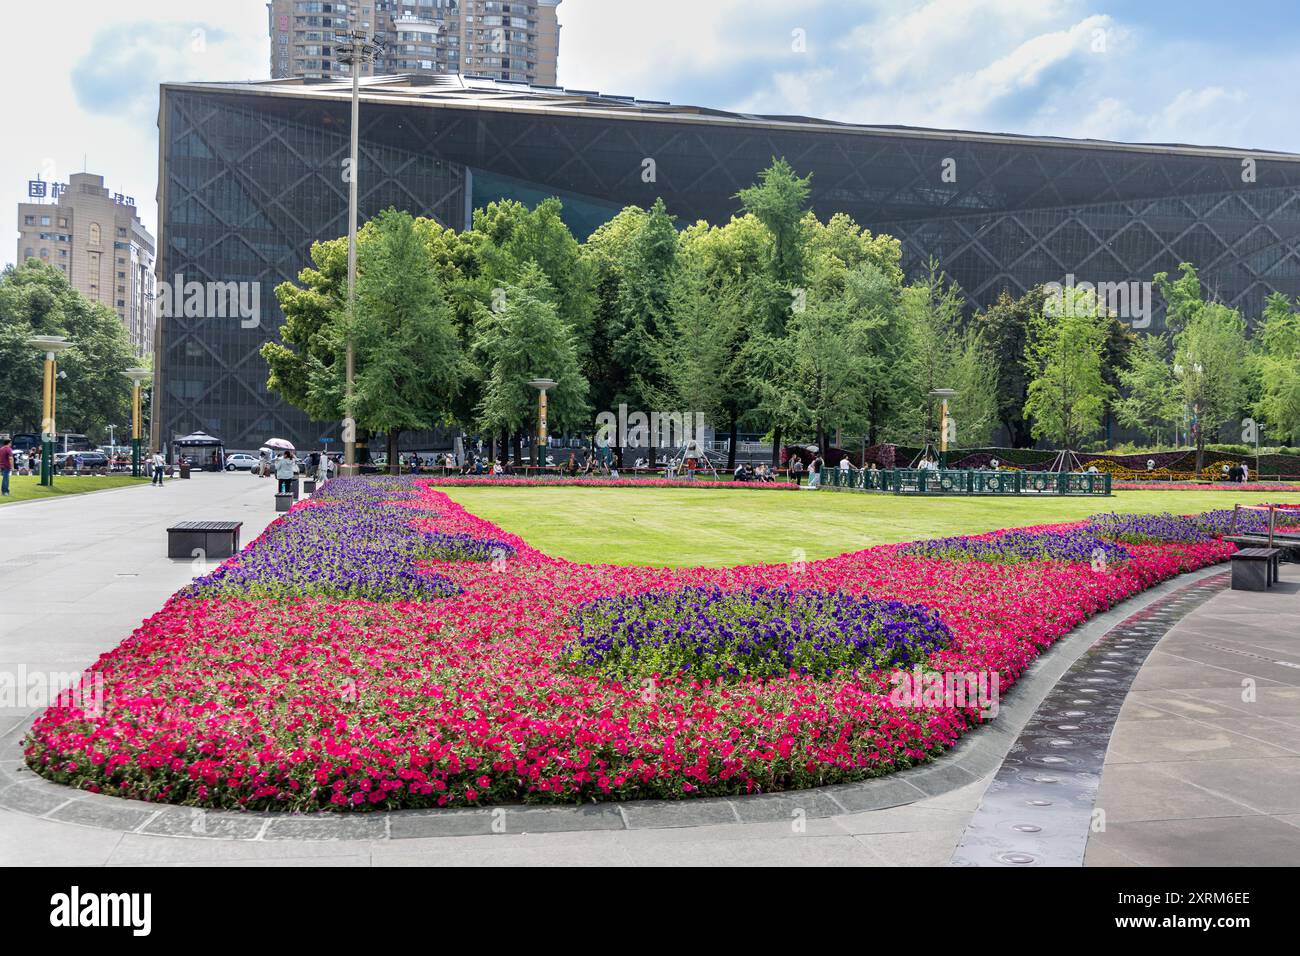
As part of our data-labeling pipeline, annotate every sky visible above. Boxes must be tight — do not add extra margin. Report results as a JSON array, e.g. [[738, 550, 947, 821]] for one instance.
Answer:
[[4, 0, 1297, 258]]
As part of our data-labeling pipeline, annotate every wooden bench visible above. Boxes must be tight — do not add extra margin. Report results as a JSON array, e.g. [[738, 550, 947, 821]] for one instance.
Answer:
[[1230, 547, 1282, 591], [167, 520, 243, 559]]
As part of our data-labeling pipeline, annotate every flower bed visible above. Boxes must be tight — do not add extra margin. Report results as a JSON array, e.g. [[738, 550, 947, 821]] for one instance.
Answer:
[[421, 475, 796, 490], [899, 529, 1130, 565], [1113, 481, 1298, 491], [25, 478, 1234, 810], [562, 586, 953, 681]]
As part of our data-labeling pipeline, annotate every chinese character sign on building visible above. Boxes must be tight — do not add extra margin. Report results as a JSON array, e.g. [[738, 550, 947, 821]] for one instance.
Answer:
[[27, 179, 69, 200]]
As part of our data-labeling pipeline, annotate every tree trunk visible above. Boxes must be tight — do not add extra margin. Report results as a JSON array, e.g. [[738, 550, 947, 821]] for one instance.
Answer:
[[499, 429, 508, 467], [816, 422, 826, 457], [387, 429, 400, 476], [771, 425, 783, 467], [512, 430, 522, 468]]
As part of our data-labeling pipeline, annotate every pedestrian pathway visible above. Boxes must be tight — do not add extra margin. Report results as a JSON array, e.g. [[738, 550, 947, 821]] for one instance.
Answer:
[[1085, 566, 1300, 866], [0, 472, 281, 743]]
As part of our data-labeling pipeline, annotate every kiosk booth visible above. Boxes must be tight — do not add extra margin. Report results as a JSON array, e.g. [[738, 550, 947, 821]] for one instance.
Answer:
[[171, 431, 227, 473]]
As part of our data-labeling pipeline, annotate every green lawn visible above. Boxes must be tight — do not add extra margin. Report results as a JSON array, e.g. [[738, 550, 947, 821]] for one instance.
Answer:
[[0, 474, 149, 505], [441, 485, 1300, 567]]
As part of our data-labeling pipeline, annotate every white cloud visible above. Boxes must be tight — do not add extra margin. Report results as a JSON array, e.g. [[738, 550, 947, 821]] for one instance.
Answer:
[[3, 0, 1295, 274]]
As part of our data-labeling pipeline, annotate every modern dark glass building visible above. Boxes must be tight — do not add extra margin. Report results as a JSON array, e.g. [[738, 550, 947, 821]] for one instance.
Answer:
[[154, 74, 1300, 450]]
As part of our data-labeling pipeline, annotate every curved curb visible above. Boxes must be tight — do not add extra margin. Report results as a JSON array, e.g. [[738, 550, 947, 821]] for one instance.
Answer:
[[949, 569, 1230, 867], [0, 564, 1228, 843]]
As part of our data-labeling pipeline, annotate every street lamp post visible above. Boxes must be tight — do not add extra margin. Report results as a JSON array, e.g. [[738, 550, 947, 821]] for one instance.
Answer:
[[528, 379, 557, 469], [123, 367, 151, 478], [28, 335, 72, 487], [335, 28, 382, 478]]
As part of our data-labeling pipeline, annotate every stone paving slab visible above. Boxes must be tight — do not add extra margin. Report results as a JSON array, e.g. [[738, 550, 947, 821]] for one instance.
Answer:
[[1086, 563, 1300, 866]]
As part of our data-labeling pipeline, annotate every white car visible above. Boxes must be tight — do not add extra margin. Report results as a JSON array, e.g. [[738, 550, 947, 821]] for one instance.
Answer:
[[225, 453, 260, 471]]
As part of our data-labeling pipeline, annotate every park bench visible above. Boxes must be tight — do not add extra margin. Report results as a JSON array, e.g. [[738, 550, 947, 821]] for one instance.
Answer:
[[167, 520, 243, 560], [1230, 547, 1282, 591]]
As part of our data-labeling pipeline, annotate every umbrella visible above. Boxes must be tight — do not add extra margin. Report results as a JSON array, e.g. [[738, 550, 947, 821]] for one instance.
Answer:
[[264, 438, 296, 451]]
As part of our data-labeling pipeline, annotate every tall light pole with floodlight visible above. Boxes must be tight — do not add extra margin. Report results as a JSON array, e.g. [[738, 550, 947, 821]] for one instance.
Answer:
[[335, 28, 383, 477], [124, 367, 151, 477], [28, 335, 72, 486]]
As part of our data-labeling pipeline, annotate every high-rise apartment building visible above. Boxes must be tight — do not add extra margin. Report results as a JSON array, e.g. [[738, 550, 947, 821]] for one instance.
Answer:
[[267, 0, 560, 85], [16, 172, 156, 356]]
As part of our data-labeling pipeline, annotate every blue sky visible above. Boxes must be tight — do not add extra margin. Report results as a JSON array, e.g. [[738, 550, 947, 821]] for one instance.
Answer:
[[4, 0, 1298, 254]]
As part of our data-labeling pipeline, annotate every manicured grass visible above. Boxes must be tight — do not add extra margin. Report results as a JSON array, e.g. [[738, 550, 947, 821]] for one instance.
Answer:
[[440, 485, 1300, 567], [0, 474, 150, 505]]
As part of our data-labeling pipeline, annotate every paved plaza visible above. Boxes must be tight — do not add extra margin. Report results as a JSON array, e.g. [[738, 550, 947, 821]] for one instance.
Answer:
[[1, 477, 1297, 866]]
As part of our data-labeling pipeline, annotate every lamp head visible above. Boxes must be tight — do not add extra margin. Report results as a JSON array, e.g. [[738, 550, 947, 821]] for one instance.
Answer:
[[28, 334, 72, 355], [528, 378, 558, 391], [124, 367, 152, 384]]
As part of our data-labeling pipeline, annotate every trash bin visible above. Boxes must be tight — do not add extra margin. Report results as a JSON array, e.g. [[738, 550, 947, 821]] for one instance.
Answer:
[[303, 479, 317, 494], [179, 461, 191, 479], [275, 492, 293, 512]]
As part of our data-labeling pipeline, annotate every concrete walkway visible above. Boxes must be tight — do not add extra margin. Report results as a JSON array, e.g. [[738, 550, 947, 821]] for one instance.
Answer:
[[2, 479, 1297, 866], [0, 473, 280, 744], [1085, 566, 1300, 866]]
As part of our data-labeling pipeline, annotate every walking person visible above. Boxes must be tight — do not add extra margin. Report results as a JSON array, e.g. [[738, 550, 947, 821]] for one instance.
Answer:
[[809, 451, 824, 489], [0, 439, 13, 496], [789, 454, 804, 486], [275, 450, 296, 494], [150, 451, 166, 486]]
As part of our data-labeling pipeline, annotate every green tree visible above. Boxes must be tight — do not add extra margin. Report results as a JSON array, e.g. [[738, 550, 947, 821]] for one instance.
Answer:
[[611, 198, 678, 461], [1115, 333, 1179, 446], [973, 287, 1045, 448], [1023, 287, 1113, 454], [736, 158, 812, 289], [1156, 264, 1250, 471], [1172, 304, 1249, 473], [1253, 293, 1300, 444], [0, 261, 135, 442], [263, 233, 352, 424], [473, 262, 589, 465], [581, 205, 650, 416], [736, 158, 813, 462], [678, 213, 780, 468], [349, 209, 465, 471], [473, 197, 594, 357], [895, 262, 966, 447]]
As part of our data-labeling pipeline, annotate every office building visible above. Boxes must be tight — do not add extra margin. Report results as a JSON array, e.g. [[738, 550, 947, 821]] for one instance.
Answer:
[[17, 171, 156, 355]]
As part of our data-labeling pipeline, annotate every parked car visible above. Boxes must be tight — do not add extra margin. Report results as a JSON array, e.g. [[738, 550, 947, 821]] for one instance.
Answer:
[[54, 450, 109, 471], [225, 453, 260, 471]]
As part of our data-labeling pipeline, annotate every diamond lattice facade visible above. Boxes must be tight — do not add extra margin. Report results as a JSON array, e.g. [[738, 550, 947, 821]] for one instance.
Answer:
[[154, 75, 1300, 450]]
